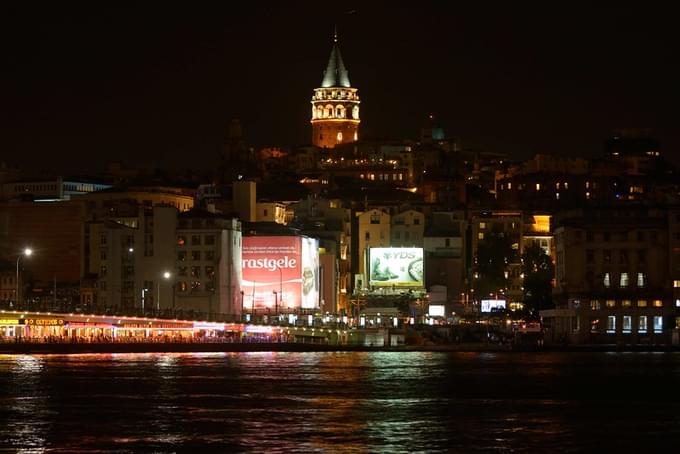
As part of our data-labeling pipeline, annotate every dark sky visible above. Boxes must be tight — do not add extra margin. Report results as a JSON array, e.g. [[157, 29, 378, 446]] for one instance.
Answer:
[[1, 3, 677, 174]]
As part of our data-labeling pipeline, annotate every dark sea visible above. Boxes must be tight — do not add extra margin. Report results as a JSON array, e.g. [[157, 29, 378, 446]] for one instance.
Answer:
[[1, 351, 679, 452]]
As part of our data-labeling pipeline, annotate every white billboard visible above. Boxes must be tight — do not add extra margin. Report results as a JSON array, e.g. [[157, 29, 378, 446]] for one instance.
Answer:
[[428, 305, 445, 317], [481, 299, 506, 312], [300, 236, 320, 309], [369, 247, 424, 288]]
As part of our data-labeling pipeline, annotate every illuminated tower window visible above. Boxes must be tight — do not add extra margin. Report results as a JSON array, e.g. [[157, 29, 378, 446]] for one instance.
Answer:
[[337, 132, 343, 142]]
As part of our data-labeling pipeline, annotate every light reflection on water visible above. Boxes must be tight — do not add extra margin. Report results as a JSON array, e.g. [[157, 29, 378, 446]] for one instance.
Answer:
[[1, 352, 680, 452]]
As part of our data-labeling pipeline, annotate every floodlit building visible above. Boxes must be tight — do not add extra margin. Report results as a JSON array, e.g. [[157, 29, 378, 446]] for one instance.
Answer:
[[311, 30, 360, 148], [355, 209, 391, 286]]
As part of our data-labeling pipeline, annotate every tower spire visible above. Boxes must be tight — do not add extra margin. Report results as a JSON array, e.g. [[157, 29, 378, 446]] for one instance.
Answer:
[[321, 27, 350, 88]]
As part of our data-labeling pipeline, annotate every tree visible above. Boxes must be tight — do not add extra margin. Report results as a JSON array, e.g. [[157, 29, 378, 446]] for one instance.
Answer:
[[521, 242, 555, 316], [473, 233, 516, 300]]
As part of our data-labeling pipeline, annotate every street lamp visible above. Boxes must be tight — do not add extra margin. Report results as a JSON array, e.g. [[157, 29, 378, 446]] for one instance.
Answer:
[[15, 248, 33, 307], [158, 271, 171, 311], [273, 290, 278, 318], [278, 267, 283, 311]]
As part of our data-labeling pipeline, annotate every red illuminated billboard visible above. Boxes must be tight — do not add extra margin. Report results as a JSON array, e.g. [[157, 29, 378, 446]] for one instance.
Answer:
[[242, 236, 319, 310]]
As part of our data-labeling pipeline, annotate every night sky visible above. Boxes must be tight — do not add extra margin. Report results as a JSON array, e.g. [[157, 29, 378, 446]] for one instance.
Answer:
[[2, 3, 677, 174]]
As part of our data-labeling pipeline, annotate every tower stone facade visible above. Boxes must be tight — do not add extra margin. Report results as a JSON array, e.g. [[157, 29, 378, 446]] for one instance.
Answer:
[[311, 32, 360, 148]]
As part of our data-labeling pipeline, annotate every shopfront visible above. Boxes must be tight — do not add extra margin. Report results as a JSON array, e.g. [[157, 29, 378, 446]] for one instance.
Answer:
[[0, 318, 25, 339], [24, 318, 66, 340]]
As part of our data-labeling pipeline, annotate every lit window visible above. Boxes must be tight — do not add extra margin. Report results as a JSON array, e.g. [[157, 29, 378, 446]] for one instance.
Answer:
[[607, 316, 616, 333], [623, 316, 632, 333], [586, 192, 591, 199], [507, 182, 512, 190], [556, 182, 560, 189], [622, 300, 631, 308], [637, 272, 646, 288], [653, 316, 663, 333], [586, 181, 590, 189], [536, 183, 541, 191], [676, 299, 680, 308], [556, 192, 560, 200], [337, 132, 343, 142], [603, 272, 610, 288], [619, 273, 629, 288], [674, 280, 680, 288], [639, 316, 648, 333], [591, 318, 599, 332], [564, 182, 569, 189], [637, 300, 647, 308], [653, 300, 663, 308], [478, 232, 485, 240], [590, 300, 601, 310], [504, 271, 509, 279], [606, 300, 616, 308]]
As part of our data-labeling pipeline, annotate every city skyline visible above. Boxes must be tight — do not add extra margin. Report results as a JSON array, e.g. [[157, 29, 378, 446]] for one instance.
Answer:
[[2, 4, 676, 174]]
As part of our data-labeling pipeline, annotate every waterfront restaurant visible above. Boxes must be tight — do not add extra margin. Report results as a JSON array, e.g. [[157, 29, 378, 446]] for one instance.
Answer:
[[0, 310, 243, 342]]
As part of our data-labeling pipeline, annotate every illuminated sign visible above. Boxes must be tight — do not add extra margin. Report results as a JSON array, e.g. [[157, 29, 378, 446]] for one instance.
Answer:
[[244, 325, 282, 334], [428, 305, 445, 317], [301, 236, 320, 310], [369, 248, 424, 288], [0, 319, 24, 325], [481, 300, 506, 312], [193, 322, 226, 330], [66, 322, 115, 328], [242, 236, 320, 310], [25, 318, 64, 326], [119, 322, 187, 329]]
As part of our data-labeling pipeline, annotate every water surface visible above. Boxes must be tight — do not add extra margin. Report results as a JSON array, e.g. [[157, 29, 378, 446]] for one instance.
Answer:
[[1, 351, 679, 452]]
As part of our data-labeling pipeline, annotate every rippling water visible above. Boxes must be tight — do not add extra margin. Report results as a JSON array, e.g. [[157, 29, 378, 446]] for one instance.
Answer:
[[1, 351, 680, 452]]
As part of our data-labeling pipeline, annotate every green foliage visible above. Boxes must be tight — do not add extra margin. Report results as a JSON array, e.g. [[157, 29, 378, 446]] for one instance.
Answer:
[[473, 233, 516, 299]]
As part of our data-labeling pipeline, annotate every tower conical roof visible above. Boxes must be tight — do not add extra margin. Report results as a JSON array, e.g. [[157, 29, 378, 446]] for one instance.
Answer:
[[320, 31, 351, 88]]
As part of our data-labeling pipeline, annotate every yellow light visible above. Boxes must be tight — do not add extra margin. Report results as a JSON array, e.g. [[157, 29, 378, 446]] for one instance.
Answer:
[[532, 215, 551, 233]]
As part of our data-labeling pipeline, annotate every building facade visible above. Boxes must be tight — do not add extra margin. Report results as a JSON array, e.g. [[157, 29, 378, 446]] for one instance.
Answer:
[[174, 211, 242, 317], [544, 207, 678, 344]]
